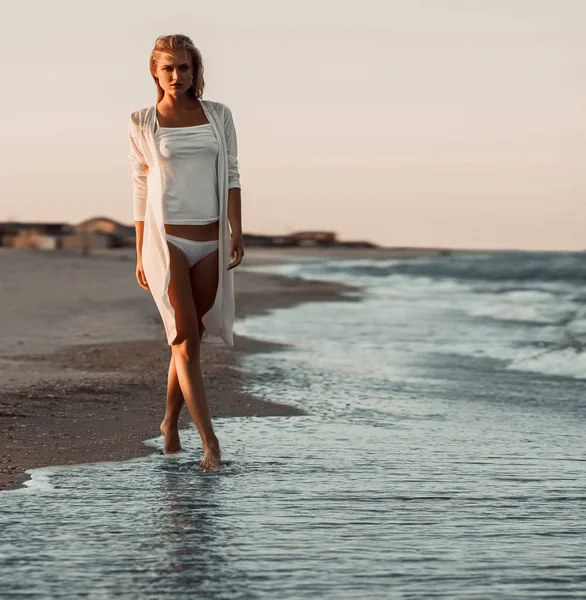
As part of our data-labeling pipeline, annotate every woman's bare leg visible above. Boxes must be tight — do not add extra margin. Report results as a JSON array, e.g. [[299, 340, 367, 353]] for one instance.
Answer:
[[159, 354, 184, 453], [171, 338, 220, 470], [160, 324, 204, 453], [163, 242, 221, 470]]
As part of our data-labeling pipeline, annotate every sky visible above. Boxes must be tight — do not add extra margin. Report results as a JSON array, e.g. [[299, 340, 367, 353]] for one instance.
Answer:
[[1, 0, 584, 250]]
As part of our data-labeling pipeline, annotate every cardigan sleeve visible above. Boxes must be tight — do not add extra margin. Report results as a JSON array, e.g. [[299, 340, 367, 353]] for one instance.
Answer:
[[223, 105, 241, 189], [128, 113, 148, 221]]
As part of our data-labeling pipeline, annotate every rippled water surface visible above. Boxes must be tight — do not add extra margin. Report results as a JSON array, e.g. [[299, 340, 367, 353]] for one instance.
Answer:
[[2, 251, 586, 598]]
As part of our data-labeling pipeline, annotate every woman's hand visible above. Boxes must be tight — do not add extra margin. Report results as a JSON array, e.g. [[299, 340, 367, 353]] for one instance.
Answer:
[[227, 231, 244, 270], [136, 260, 150, 290]]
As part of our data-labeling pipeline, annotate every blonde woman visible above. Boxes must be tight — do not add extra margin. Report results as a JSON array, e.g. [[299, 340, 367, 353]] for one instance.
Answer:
[[128, 34, 244, 470]]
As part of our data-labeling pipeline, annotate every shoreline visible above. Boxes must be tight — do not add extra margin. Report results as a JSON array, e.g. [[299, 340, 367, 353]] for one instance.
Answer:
[[0, 247, 371, 492]]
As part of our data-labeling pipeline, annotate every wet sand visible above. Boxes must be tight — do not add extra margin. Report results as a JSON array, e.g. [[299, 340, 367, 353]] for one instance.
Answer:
[[0, 245, 447, 491]]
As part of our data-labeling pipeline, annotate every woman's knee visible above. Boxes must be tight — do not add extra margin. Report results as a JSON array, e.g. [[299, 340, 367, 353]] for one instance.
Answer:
[[171, 334, 201, 363]]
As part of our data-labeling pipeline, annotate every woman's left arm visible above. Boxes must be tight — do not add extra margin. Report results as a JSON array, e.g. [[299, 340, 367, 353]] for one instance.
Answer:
[[228, 187, 242, 236], [227, 187, 244, 270], [224, 105, 244, 270]]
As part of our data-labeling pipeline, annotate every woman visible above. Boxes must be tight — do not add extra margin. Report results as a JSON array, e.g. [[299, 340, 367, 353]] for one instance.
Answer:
[[128, 34, 244, 471]]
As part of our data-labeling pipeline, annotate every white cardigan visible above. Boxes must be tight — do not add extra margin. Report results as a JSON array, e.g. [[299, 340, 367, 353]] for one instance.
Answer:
[[128, 100, 241, 346]]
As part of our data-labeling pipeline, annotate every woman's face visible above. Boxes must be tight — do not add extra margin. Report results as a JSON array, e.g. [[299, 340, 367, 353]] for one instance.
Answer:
[[155, 51, 194, 96]]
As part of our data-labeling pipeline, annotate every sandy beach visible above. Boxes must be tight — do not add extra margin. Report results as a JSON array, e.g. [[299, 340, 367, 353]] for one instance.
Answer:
[[0, 245, 447, 492]]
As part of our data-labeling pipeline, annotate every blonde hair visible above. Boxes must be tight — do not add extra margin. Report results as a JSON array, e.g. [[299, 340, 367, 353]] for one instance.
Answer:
[[149, 34, 205, 102]]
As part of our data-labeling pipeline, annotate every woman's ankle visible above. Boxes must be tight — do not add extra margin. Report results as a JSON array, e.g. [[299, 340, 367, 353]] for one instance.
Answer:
[[202, 433, 219, 448], [162, 415, 180, 427]]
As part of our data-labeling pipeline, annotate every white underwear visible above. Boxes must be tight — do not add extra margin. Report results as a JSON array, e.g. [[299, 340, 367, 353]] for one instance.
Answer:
[[165, 234, 219, 268]]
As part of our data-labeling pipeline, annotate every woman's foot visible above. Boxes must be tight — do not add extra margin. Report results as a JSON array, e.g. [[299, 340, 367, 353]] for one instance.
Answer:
[[160, 419, 181, 453], [200, 436, 222, 471]]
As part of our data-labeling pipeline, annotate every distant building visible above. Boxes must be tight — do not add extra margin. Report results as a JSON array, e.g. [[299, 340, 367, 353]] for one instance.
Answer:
[[73, 216, 136, 248], [243, 231, 378, 248], [337, 240, 378, 248], [291, 231, 337, 246], [59, 230, 110, 251], [269, 235, 297, 247], [0, 218, 136, 251], [0, 219, 379, 251], [243, 233, 277, 247], [0, 222, 73, 249], [242, 233, 297, 247]]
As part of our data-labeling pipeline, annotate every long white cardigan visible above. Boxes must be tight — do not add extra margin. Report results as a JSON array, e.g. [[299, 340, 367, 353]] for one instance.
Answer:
[[128, 100, 240, 346]]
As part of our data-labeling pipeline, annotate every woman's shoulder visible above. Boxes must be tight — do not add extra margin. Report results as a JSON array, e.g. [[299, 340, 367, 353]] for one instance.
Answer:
[[129, 106, 152, 128], [202, 99, 230, 114]]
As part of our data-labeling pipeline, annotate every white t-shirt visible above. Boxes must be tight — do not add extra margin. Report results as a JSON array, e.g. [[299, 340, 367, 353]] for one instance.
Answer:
[[154, 123, 220, 224]]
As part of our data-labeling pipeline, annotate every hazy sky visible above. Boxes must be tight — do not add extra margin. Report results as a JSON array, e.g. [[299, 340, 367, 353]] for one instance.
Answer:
[[1, 0, 584, 250]]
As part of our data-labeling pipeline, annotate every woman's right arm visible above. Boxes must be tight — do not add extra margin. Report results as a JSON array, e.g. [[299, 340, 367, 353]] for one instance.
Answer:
[[128, 113, 149, 289], [134, 220, 145, 258], [128, 113, 148, 239], [134, 218, 149, 290]]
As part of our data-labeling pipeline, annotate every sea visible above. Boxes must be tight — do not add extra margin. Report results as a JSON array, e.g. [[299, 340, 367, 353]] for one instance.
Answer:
[[1, 250, 585, 599]]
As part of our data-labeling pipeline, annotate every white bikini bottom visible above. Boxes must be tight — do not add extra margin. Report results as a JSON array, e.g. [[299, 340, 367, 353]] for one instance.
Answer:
[[165, 234, 219, 268]]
